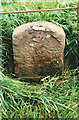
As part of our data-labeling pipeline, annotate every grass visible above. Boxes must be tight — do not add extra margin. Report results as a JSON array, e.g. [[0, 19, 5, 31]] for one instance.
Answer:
[[0, 0, 79, 119], [1, 68, 79, 119]]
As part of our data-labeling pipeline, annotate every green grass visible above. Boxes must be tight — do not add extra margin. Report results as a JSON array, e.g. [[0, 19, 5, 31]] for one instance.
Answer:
[[1, 68, 79, 119], [0, 0, 79, 119]]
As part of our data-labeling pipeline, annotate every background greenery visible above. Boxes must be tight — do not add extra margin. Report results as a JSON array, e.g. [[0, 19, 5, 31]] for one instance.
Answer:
[[1, 0, 79, 119]]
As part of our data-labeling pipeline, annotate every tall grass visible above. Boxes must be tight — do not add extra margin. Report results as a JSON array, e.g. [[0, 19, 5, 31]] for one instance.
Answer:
[[1, 68, 79, 118]]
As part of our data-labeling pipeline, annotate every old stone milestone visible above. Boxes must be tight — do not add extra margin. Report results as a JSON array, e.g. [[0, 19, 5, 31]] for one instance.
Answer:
[[12, 21, 65, 80]]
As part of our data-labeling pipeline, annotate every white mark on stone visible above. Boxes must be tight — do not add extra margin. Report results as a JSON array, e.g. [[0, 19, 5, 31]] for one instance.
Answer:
[[29, 43, 34, 47], [33, 38, 37, 42], [32, 26, 46, 31], [57, 39, 61, 42], [46, 35, 51, 39]]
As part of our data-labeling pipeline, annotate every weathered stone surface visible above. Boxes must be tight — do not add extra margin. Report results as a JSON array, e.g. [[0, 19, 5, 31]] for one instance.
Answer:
[[12, 21, 65, 80]]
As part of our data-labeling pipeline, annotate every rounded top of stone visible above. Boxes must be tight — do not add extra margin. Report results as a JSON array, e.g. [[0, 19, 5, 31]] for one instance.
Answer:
[[13, 21, 65, 39]]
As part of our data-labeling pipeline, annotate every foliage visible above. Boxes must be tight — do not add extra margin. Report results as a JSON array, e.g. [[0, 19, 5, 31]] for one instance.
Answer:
[[1, 67, 79, 119], [1, 0, 20, 5]]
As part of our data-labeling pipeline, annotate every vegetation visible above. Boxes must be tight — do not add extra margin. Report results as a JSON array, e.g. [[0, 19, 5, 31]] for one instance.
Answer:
[[1, 69, 79, 119], [0, 0, 79, 119]]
